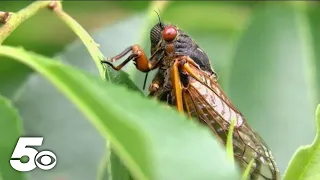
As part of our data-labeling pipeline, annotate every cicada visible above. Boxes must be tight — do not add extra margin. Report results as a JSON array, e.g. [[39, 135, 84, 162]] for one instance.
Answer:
[[101, 17, 280, 180]]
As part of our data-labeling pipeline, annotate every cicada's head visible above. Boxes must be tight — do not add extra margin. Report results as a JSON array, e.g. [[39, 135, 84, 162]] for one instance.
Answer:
[[150, 16, 213, 74], [150, 15, 179, 54]]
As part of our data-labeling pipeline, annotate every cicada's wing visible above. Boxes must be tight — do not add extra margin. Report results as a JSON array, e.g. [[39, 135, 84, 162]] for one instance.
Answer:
[[182, 64, 279, 180]]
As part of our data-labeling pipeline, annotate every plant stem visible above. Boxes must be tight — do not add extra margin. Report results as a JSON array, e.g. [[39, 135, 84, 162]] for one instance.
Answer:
[[50, 1, 105, 78], [0, 1, 52, 44], [0, 11, 9, 24]]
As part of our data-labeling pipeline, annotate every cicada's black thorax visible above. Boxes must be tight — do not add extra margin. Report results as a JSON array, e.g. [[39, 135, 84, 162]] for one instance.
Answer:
[[173, 30, 213, 74]]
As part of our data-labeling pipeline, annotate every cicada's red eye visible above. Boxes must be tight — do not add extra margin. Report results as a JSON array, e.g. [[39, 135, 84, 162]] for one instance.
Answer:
[[162, 26, 177, 42]]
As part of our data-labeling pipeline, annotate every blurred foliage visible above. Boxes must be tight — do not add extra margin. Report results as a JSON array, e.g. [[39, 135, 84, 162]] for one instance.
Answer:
[[0, 95, 24, 180], [0, 1, 320, 180], [229, 2, 316, 174]]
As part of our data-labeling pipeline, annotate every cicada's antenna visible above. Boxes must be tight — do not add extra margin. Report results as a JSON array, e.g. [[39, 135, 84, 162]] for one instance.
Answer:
[[154, 9, 164, 28], [142, 9, 162, 90], [154, 9, 161, 23]]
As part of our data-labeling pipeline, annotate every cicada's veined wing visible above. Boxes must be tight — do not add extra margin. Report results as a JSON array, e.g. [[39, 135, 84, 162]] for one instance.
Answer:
[[181, 64, 279, 180]]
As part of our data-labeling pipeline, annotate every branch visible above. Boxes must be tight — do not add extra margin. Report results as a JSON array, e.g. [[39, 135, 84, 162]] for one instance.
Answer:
[[0, 11, 9, 24], [0, 0, 105, 77], [0, 1, 53, 44], [49, 1, 105, 77]]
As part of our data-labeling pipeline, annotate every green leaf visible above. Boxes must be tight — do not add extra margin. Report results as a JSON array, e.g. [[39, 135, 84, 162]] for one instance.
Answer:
[[0, 45, 240, 180], [0, 60, 32, 98], [110, 150, 132, 180], [104, 66, 142, 180], [282, 105, 320, 180], [103, 67, 141, 180], [98, 143, 132, 180], [228, 3, 317, 173], [104, 68, 141, 93], [0, 94, 25, 180]]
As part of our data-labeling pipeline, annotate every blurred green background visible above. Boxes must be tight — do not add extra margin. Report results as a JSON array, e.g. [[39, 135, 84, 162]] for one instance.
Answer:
[[0, 1, 319, 180]]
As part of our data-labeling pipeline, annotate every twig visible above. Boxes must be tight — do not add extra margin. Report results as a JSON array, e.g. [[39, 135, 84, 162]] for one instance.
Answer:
[[0, 1, 53, 44], [0, 0, 105, 78], [0, 11, 10, 24], [49, 1, 105, 78]]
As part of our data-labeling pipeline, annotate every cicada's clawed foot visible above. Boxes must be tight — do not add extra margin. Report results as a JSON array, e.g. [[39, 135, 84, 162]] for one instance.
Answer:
[[149, 82, 160, 93], [100, 59, 114, 68]]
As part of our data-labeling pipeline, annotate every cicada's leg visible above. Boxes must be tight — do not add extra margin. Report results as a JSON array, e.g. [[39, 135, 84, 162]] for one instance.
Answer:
[[101, 53, 138, 71], [171, 60, 184, 113], [149, 81, 160, 94], [148, 70, 165, 95], [183, 56, 218, 82], [171, 56, 203, 113], [101, 45, 157, 73], [179, 58, 213, 92], [181, 63, 202, 82]]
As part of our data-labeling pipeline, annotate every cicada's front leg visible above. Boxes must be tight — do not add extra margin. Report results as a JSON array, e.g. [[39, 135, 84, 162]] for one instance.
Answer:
[[101, 45, 159, 73]]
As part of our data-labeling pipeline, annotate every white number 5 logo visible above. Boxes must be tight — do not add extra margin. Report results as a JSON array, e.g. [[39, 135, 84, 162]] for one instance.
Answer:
[[10, 137, 57, 172]]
